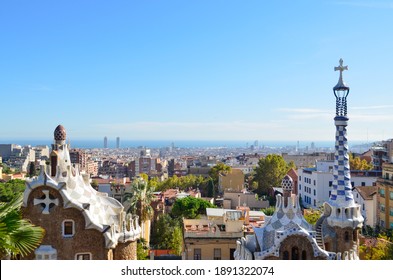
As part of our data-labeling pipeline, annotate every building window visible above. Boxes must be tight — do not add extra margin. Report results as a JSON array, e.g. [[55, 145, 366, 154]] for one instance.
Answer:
[[283, 251, 289, 260], [329, 181, 333, 187], [299, 176, 302, 181], [313, 199, 316, 207], [62, 220, 75, 237], [299, 184, 301, 190], [214, 248, 221, 260], [291, 247, 299, 260], [390, 192, 393, 200], [380, 189, 385, 198], [344, 231, 349, 242], [313, 180, 316, 186], [301, 250, 307, 260], [351, 182, 355, 187], [194, 248, 201, 260], [75, 253, 91, 260], [230, 249, 235, 260], [361, 182, 366, 187], [381, 204, 385, 212], [390, 208, 393, 216], [35, 245, 57, 260], [313, 189, 316, 196], [390, 223, 393, 230], [353, 230, 358, 242]]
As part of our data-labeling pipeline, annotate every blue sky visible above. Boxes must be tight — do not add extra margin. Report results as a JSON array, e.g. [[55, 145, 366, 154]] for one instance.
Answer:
[[1, 0, 393, 142]]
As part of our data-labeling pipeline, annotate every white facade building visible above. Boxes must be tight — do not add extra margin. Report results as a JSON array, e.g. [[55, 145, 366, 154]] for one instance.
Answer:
[[298, 160, 377, 209], [353, 186, 378, 227]]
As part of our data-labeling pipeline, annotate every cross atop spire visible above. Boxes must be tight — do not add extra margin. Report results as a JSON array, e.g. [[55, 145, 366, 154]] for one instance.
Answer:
[[334, 58, 348, 74], [333, 58, 349, 91]]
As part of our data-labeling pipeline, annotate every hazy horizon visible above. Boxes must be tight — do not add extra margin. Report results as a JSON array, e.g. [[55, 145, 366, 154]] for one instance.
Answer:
[[0, 138, 374, 149]]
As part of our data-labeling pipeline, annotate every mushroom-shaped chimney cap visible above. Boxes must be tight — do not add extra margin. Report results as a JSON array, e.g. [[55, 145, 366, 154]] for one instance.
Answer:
[[281, 175, 293, 191], [54, 125, 67, 141]]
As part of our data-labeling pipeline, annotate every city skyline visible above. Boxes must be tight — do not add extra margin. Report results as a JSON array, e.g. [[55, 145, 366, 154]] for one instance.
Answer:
[[1, 1, 393, 142]]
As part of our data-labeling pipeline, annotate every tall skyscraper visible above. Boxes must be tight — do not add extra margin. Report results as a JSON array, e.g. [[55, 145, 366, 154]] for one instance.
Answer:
[[116, 137, 120, 149], [104, 136, 108, 148]]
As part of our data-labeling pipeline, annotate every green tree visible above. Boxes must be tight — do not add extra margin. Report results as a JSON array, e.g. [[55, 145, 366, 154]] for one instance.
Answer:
[[349, 153, 373, 170], [304, 209, 322, 225], [253, 154, 291, 196], [206, 178, 215, 198], [155, 175, 209, 192], [28, 162, 36, 178], [91, 180, 99, 190], [261, 206, 275, 216], [359, 239, 393, 260], [288, 160, 296, 170], [209, 162, 231, 185], [136, 238, 149, 260], [139, 173, 149, 182], [126, 179, 155, 223], [0, 179, 26, 203], [150, 214, 183, 255], [2, 165, 13, 175], [0, 193, 45, 259], [148, 177, 160, 190], [171, 196, 215, 219], [381, 243, 393, 260]]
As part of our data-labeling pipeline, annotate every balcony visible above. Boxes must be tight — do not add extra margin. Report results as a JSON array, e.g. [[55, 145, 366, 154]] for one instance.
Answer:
[[183, 224, 243, 239], [377, 178, 393, 187]]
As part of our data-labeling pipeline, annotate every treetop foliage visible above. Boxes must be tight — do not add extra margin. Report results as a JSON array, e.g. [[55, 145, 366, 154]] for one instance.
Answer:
[[349, 153, 373, 170], [253, 154, 293, 196], [208, 162, 231, 184], [0, 179, 26, 203], [171, 196, 215, 219]]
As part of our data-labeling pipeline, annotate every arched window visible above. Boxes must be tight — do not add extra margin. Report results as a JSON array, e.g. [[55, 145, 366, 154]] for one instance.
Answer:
[[283, 251, 289, 260], [302, 250, 307, 260], [51, 154, 58, 177], [344, 231, 349, 242], [292, 247, 299, 260]]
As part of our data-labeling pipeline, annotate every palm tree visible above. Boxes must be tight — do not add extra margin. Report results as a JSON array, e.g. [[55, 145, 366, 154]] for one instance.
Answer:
[[125, 178, 155, 245], [0, 193, 45, 259], [127, 179, 155, 221]]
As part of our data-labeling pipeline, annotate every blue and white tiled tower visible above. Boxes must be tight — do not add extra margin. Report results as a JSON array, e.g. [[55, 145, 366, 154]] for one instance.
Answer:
[[320, 59, 363, 258], [329, 58, 354, 208]]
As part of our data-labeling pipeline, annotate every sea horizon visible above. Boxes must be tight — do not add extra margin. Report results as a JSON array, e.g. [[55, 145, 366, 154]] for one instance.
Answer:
[[0, 139, 374, 149]]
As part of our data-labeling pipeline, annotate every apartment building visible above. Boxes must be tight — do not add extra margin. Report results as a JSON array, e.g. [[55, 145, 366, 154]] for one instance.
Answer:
[[377, 162, 393, 229], [298, 160, 378, 209]]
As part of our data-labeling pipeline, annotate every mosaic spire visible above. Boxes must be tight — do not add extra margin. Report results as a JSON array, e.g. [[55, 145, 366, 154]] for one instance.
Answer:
[[329, 59, 354, 207]]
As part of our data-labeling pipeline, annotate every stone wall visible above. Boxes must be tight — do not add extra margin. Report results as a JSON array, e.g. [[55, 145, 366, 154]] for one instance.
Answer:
[[113, 241, 137, 260], [22, 186, 107, 260], [278, 235, 327, 260]]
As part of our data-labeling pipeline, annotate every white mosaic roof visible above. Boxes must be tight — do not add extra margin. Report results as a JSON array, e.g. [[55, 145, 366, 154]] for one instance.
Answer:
[[23, 140, 141, 248], [255, 195, 312, 251]]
